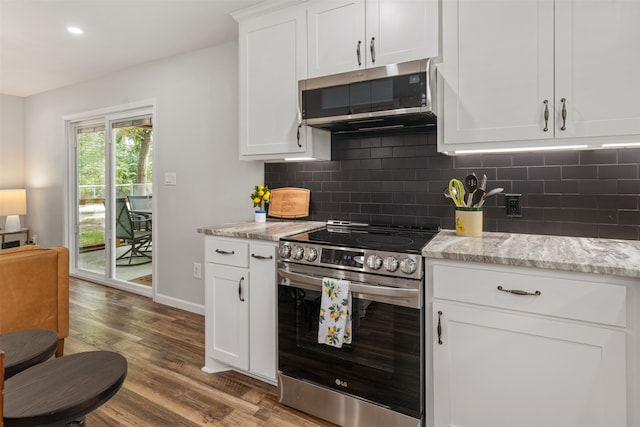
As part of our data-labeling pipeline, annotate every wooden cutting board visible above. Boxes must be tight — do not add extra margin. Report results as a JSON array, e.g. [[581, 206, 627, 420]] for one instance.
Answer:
[[268, 187, 310, 218]]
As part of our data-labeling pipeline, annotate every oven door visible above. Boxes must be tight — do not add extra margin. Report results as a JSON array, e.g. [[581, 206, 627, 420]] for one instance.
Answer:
[[277, 264, 423, 420]]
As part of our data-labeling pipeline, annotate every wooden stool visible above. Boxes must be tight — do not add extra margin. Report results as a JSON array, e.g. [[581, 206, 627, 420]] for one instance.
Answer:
[[0, 330, 59, 379], [3, 351, 127, 426]]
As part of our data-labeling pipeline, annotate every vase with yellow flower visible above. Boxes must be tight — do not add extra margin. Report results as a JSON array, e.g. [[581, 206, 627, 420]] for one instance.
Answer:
[[250, 184, 271, 222]]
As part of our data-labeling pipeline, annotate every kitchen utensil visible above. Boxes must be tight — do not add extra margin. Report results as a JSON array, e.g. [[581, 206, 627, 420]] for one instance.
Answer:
[[479, 174, 487, 192], [448, 179, 466, 207], [464, 174, 478, 206], [471, 174, 488, 207], [484, 187, 504, 199], [477, 187, 504, 207], [443, 186, 453, 199]]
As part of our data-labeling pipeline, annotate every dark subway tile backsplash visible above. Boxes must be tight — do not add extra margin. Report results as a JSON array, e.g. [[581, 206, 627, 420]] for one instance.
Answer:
[[265, 128, 640, 240]]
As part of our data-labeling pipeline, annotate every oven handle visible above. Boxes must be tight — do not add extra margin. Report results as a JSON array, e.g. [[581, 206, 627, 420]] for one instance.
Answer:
[[278, 268, 419, 301]]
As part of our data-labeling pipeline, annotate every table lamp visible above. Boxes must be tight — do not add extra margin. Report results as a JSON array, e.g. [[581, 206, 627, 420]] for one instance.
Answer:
[[0, 189, 27, 232]]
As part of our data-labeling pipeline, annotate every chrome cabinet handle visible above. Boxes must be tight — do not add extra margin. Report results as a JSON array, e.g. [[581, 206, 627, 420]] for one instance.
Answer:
[[356, 40, 362, 66], [543, 100, 549, 132], [437, 311, 443, 345], [215, 249, 235, 255], [238, 276, 245, 302], [370, 37, 376, 63], [251, 253, 273, 260], [497, 285, 541, 296], [560, 98, 567, 131]]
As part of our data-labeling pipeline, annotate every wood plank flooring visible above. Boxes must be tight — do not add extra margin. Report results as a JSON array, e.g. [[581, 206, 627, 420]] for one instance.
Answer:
[[66, 277, 336, 426]]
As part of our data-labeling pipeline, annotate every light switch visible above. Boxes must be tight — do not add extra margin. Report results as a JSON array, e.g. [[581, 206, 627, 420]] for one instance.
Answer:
[[164, 172, 177, 186]]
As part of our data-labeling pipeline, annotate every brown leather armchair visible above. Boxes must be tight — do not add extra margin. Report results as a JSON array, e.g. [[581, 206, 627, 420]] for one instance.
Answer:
[[0, 246, 69, 357]]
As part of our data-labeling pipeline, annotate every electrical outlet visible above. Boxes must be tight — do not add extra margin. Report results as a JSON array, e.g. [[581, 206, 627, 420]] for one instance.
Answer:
[[193, 262, 202, 279], [505, 194, 522, 217]]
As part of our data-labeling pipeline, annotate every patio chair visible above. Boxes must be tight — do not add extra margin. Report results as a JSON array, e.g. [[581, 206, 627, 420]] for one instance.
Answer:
[[126, 195, 152, 231], [115, 198, 152, 266]]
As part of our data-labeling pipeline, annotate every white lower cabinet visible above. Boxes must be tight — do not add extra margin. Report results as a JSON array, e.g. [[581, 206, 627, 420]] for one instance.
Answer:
[[204, 236, 277, 384], [427, 259, 631, 427]]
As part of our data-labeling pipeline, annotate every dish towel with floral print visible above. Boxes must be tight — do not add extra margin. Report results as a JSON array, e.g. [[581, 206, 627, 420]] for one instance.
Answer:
[[318, 277, 352, 348]]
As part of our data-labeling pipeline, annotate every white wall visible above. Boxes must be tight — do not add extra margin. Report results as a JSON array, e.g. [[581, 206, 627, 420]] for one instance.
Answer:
[[0, 95, 25, 187], [0, 95, 26, 232], [23, 41, 263, 312]]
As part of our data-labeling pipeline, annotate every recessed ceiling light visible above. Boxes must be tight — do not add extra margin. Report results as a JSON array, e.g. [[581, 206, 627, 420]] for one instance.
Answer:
[[67, 26, 84, 35]]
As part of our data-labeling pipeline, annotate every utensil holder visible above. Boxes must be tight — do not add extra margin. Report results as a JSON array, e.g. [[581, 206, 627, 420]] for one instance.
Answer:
[[455, 207, 483, 237]]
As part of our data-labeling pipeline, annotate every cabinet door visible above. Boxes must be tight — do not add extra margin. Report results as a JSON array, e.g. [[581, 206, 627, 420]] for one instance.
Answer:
[[248, 243, 277, 381], [439, 0, 554, 147], [208, 264, 249, 370], [555, 0, 640, 139], [432, 302, 626, 427], [239, 7, 308, 157], [366, 0, 438, 68], [307, 0, 366, 77]]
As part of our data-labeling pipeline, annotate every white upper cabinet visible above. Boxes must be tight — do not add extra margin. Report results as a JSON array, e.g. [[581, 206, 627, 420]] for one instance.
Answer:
[[438, 0, 640, 153], [555, 0, 640, 140], [307, 0, 438, 78], [235, 3, 330, 160], [438, 0, 554, 148]]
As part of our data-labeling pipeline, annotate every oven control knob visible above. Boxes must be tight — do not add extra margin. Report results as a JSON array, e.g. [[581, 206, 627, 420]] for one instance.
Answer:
[[292, 245, 305, 260], [383, 256, 399, 272], [400, 258, 417, 275], [305, 247, 318, 262], [366, 255, 383, 270], [279, 244, 292, 259]]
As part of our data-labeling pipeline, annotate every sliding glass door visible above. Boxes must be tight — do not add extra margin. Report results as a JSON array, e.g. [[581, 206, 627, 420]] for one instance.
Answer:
[[76, 123, 107, 276], [69, 106, 154, 293]]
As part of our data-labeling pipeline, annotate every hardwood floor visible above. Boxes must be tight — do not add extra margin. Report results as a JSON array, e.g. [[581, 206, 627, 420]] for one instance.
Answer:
[[66, 277, 336, 426]]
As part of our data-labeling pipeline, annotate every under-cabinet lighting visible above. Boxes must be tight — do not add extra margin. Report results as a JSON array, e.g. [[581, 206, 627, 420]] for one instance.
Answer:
[[601, 142, 640, 148], [284, 157, 316, 161], [449, 144, 589, 155]]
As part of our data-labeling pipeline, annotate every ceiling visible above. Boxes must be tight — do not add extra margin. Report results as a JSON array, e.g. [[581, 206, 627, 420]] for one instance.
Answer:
[[0, 0, 265, 97]]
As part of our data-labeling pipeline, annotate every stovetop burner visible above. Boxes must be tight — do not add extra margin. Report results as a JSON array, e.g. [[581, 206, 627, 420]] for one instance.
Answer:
[[288, 220, 440, 254], [279, 221, 439, 280]]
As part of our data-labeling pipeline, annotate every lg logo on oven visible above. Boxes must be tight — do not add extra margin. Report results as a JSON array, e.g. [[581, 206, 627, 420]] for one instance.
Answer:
[[335, 379, 348, 388]]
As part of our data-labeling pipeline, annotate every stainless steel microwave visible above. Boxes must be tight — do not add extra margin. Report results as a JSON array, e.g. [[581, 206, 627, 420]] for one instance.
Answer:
[[298, 59, 436, 133]]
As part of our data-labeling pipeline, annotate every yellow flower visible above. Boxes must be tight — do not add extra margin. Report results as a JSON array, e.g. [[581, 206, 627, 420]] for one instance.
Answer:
[[319, 309, 325, 316], [328, 326, 335, 334], [250, 184, 271, 209]]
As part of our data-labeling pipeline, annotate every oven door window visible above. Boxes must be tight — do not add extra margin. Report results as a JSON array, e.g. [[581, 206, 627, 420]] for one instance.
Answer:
[[278, 284, 422, 419]]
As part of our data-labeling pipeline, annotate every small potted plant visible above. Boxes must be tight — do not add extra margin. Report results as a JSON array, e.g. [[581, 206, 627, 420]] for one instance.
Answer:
[[250, 184, 271, 222]]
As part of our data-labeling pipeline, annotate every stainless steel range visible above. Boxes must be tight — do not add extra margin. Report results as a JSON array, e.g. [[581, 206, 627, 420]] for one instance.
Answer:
[[277, 220, 439, 427]]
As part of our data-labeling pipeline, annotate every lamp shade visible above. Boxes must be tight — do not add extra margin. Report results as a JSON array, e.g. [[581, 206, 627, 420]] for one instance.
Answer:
[[0, 189, 27, 216]]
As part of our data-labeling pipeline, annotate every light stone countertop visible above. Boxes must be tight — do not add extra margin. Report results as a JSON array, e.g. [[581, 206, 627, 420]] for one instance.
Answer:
[[423, 230, 640, 279], [198, 220, 325, 242]]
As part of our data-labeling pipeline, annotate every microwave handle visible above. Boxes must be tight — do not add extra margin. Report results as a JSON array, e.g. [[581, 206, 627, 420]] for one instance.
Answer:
[[296, 107, 302, 147], [278, 268, 419, 300]]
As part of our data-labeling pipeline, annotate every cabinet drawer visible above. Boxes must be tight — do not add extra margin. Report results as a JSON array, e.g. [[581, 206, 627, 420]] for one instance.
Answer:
[[431, 262, 626, 327], [205, 237, 249, 268]]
